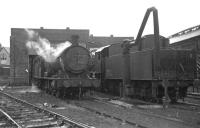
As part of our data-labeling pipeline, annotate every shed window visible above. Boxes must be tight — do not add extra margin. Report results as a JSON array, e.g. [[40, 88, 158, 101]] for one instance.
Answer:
[[1, 53, 6, 60]]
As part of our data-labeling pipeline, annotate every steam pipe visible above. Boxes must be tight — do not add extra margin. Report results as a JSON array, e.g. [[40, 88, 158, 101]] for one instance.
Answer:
[[153, 8, 160, 53], [153, 8, 161, 77], [130, 7, 160, 51], [136, 7, 152, 50]]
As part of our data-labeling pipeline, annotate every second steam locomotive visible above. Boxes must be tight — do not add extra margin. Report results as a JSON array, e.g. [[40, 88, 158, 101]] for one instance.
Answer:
[[94, 7, 196, 102]]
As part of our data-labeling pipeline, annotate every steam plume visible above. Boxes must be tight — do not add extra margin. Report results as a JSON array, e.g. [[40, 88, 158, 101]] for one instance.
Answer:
[[25, 29, 71, 63]]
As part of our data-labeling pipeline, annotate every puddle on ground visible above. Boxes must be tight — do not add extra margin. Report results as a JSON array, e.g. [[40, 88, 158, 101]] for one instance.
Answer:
[[66, 104, 85, 111], [94, 96, 110, 101], [55, 107, 67, 110], [0, 86, 7, 91], [109, 100, 133, 108], [18, 85, 41, 93], [137, 105, 163, 109]]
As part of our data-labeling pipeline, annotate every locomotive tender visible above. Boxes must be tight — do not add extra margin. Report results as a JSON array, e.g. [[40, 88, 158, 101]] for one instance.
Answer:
[[95, 7, 196, 102], [31, 35, 99, 98]]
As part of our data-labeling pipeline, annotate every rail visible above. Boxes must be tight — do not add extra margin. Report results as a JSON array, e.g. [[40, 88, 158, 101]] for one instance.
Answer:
[[0, 91, 95, 128]]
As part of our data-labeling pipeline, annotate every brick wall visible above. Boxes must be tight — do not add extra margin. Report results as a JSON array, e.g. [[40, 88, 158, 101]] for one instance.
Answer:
[[10, 29, 29, 86]]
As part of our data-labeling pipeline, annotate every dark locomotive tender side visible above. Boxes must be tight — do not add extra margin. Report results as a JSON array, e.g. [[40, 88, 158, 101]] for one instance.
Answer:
[[31, 36, 99, 98], [94, 7, 196, 102], [96, 35, 195, 102]]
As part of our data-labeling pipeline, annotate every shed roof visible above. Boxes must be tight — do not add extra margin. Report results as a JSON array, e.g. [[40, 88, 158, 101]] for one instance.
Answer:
[[169, 24, 200, 43], [0, 47, 10, 55]]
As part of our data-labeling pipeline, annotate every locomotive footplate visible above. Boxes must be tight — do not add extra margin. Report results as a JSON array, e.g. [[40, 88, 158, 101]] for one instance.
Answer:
[[33, 76, 100, 98], [62, 78, 100, 88]]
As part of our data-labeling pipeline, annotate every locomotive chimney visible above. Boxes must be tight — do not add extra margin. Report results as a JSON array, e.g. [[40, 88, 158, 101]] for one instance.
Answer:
[[71, 35, 79, 45], [90, 34, 93, 38]]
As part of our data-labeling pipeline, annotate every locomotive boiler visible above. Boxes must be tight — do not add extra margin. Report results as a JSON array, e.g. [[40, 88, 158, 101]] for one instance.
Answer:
[[31, 37, 99, 98]]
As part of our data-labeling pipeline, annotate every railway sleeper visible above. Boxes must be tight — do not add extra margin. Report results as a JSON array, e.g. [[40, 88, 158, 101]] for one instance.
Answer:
[[5, 109, 35, 114], [22, 118, 57, 126], [24, 120, 58, 128], [2, 107, 28, 111], [9, 111, 43, 117], [16, 116, 53, 123], [12, 112, 46, 119], [0, 121, 8, 126], [0, 123, 17, 127], [0, 117, 17, 127], [7, 110, 37, 115]]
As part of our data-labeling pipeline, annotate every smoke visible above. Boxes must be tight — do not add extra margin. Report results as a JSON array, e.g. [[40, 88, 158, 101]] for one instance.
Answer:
[[25, 29, 71, 63]]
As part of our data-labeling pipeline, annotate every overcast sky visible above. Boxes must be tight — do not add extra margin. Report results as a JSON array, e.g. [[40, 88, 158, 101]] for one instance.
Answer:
[[0, 0, 199, 46]]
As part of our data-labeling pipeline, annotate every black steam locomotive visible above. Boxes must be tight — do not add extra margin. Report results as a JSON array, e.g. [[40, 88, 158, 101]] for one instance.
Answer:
[[95, 35, 195, 102], [31, 37, 99, 98], [94, 7, 196, 102]]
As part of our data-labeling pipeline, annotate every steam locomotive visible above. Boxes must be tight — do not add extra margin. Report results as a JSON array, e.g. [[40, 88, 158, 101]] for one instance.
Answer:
[[31, 37, 99, 98], [94, 7, 196, 102], [95, 35, 195, 102]]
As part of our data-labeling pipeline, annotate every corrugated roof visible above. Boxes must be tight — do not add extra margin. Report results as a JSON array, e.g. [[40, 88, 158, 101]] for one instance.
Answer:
[[169, 25, 200, 43], [0, 47, 10, 55]]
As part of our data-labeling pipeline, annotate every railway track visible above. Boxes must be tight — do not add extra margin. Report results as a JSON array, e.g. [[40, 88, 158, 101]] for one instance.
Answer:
[[170, 101, 200, 113], [73, 100, 149, 128], [88, 95, 200, 128], [62, 93, 190, 128], [177, 101, 200, 109], [187, 92, 200, 100], [88, 95, 185, 122], [0, 91, 94, 128], [90, 92, 200, 112], [92, 94, 200, 113], [0, 108, 20, 127]]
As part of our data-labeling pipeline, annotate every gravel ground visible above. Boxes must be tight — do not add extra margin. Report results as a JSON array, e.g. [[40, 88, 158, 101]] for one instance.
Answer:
[[2, 86, 200, 128]]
